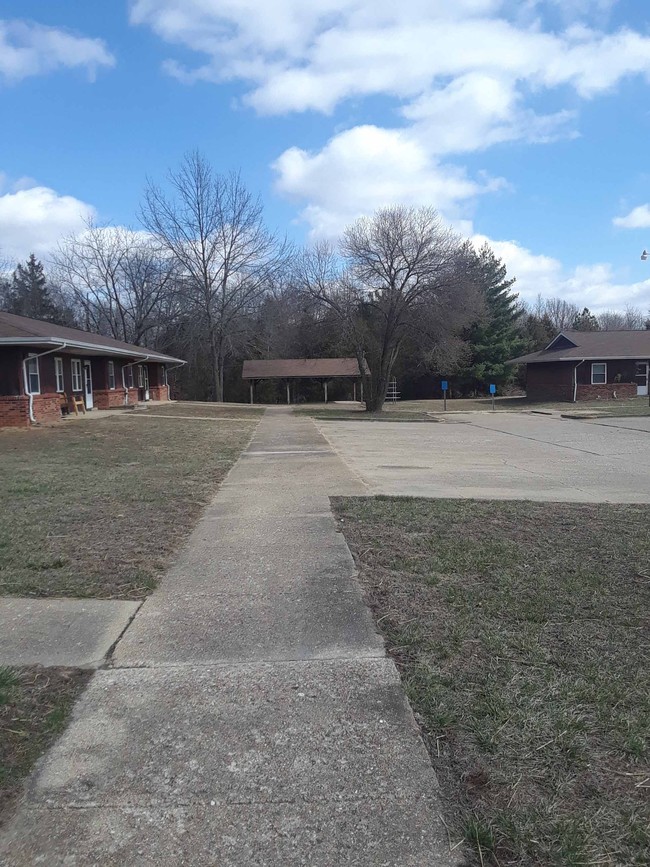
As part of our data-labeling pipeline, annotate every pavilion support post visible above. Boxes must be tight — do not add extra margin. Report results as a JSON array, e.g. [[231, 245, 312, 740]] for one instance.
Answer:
[[324, 381, 328, 403], [249, 381, 254, 405], [353, 381, 357, 402], [286, 381, 290, 404], [360, 379, 364, 402]]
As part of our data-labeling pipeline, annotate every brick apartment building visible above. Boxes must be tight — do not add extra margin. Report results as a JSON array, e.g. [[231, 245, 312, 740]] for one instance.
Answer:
[[0, 312, 185, 428], [509, 330, 650, 402]]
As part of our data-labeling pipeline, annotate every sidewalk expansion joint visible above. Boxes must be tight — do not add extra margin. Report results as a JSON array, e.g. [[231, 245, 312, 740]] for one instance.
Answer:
[[107, 653, 388, 670]]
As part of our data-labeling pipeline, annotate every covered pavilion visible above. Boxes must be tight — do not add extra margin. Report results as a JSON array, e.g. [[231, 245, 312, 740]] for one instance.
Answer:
[[242, 358, 366, 404]]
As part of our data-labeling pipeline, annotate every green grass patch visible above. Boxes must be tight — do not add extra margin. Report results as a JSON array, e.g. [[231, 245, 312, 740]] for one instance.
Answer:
[[333, 496, 650, 866]]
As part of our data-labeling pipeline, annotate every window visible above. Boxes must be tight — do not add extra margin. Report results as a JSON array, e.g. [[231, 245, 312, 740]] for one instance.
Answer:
[[71, 359, 83, 392], [138, 365, 145, 388], [25, 355, 40, 394], [107, 360, 116, 390], [161, 365, 167, 386], [54, 357, 64, 393], [126, 366, 134, 388], [591, 363, 607, 385]]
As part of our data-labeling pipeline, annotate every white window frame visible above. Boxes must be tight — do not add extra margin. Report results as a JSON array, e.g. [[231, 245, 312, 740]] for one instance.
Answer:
[[138, 364, 145, 388], [25, 354, 41, 395], [71, 358, 83, 392], [107, 360, 116, 390], [591, 362, 607, 385], [54, 357, 64, 393]]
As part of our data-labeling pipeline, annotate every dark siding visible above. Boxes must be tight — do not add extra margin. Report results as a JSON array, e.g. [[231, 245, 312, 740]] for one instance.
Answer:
[[577, 359, 637, 385], [547, 334, 578, 350], [37, 354, 58, 393], [0, 347, 23, 395], [526, 362, 575, 402], [91, 357, 108, 390]]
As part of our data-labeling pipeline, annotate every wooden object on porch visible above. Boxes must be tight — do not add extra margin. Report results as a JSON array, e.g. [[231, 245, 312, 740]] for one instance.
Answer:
[[71, 394, 86, 416]]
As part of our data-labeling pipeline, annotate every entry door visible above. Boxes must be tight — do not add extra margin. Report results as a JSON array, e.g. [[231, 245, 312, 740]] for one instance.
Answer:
[[141, 365, 150, 401], [83, 360, 94, 409], [636, 362, 648, 396]]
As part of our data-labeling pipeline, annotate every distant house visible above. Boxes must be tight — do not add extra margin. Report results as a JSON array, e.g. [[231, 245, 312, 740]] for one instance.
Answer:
[[0, 312, 185, 428], [509, 330, 650, 402]]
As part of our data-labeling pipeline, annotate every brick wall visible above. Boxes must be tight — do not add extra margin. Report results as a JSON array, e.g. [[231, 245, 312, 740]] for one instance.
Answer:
[[576, 383, 637, 401], [0, 396, 29, 427], [148, 385, 169, 401], [93, 388, 139, 409], [0, 394, 63, 428], [32, 394, 64, 424]]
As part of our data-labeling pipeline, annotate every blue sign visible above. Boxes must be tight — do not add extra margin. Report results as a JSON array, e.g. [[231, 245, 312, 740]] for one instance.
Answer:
[[441, 380, 448, 391], [489, 384, 496, 395]]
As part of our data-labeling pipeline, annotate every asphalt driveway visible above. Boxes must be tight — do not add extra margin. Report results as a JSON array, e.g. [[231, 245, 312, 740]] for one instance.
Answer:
[[316, 413, 650, 502]]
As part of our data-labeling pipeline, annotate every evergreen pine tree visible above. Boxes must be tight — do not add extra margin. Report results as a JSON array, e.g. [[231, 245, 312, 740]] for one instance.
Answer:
[[6, 254, 59, 322], [571, 307, 600, 332], [460, 244, 525, 393]]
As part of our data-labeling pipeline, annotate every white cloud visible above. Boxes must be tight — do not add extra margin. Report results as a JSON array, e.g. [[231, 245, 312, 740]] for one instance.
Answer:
[[472, 233, 650, 311], [273, 125, 506, 238], [0, 19, 114, 83], [0, 181, 96, 262], [130, 1, 650, 117], [613, 204, 650, 230], [131, 1, 650, 240]]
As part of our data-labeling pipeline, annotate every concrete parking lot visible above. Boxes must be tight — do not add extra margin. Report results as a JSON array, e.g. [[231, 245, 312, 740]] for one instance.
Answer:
[[316, 413, 650, 502]]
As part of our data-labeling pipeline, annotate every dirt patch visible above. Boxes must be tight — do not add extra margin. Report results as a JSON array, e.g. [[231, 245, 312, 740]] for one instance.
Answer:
[[0, 412, 259, 598], [145, 402, 265, 420], [333, 496, 650, 866], [0, 665, 91, 824]]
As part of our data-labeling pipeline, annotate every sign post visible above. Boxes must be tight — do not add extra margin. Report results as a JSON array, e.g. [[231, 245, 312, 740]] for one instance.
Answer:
[[489, 383, 496, 411], [441, 380, 448, 411]]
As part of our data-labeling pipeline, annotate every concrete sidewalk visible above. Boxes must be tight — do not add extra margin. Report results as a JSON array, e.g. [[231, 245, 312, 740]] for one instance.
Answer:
[[1, 409, 455, 866]]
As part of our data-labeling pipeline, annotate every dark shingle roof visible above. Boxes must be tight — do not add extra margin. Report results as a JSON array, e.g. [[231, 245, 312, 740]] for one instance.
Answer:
[[242, 358, 366, 379], [0, 311, 184, 364], [509, 330, 650, 365]]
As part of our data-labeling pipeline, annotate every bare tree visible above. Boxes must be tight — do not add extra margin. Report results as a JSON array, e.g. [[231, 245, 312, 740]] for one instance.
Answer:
[[141, 152, 290, 401], [296, 206, 478, 411], [541, 297, 580, 331], [52, 223, 178, 344]]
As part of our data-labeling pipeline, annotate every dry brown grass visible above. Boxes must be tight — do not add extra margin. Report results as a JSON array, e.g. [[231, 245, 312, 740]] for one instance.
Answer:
[[334, 496, 650, 866], [0, 665, 91, 823], [145, 401, 265, 420], [0, 411, 259, 598]]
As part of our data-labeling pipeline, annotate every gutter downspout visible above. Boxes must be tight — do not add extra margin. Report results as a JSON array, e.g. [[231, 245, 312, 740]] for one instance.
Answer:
[[22, 343, 67, 424], [164, 361, 186, 401], [573, 360, 585, 403], [121, 356, 151, 405]]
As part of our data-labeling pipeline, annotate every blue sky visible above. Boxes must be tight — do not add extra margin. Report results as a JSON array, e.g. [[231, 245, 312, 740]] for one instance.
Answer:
[[2, 0, 650, 311]]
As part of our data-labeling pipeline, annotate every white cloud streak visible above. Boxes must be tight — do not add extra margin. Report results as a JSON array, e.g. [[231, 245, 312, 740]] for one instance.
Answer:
[[0, 181, 97, 262], [131, 1, 650, 238], [472, 234, 650, 312], [0, 18, 115, 83], [613, 204, 650, 230]]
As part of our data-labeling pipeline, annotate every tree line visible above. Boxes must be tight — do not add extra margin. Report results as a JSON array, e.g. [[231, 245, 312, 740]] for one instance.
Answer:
[[1, 152, 648, 410]]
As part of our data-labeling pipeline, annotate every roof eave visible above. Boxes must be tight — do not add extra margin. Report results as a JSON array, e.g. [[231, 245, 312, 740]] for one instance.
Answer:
[[0, 336, 184, 364]]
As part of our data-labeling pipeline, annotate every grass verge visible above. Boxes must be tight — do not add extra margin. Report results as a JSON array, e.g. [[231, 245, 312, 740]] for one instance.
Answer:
[[333, 496, 650, 866], [0, 665, 91, 823], [296, 396, 650, 419], [0, 411, 259, 598]]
